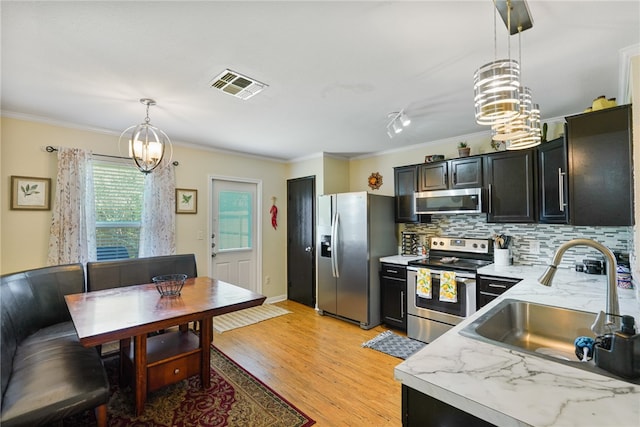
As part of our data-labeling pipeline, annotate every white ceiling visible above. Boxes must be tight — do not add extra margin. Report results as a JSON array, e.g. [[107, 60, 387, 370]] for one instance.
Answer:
[[2, 1, 639, 161]]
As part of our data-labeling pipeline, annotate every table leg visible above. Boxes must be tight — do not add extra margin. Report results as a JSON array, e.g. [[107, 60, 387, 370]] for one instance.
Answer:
[[200, 317, 212, 388], [133, 334, 147, 416], [119, 338, 131, 387]]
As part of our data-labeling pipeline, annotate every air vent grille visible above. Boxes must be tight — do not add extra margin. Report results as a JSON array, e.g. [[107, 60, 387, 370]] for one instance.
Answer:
[[210, 69, 267, 100]]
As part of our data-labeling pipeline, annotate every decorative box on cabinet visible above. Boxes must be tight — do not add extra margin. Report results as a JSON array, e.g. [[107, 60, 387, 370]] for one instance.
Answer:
[[538, 137, 568, 224], [484, 149, 537, 223], [565, 105, 633, 226]]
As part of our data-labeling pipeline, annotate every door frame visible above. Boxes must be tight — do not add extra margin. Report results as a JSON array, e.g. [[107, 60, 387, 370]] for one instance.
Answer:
[[208, 174, 263, 294]]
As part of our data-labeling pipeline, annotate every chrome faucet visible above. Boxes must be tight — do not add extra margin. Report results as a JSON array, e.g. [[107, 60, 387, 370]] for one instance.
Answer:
[[538, 238, 620, 330]]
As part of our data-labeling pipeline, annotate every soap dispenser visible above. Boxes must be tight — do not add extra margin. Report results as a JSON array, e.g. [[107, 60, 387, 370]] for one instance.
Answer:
[[594, 315, 640, 379]]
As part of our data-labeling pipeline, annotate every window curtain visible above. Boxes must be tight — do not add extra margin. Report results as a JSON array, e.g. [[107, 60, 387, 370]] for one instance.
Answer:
[[48, 147, 96, 265], [138, 162, 176, 257]]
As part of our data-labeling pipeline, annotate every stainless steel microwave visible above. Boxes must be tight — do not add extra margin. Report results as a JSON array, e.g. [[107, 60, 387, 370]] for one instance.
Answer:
[[414, 187, 483, 214]]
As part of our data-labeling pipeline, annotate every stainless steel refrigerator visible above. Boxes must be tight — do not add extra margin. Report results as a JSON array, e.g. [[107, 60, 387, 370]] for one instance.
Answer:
[[317, 191, 396, 329]]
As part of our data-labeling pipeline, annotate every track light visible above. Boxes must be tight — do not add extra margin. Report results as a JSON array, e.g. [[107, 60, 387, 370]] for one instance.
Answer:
[[386, 109, 411, 138]]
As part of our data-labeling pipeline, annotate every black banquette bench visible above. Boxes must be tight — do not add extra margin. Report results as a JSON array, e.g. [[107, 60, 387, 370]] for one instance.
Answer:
[[1, 264, 109, 427]]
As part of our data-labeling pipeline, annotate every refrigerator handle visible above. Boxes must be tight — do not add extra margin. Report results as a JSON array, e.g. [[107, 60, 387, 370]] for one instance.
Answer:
[[332, 212, 340, 278]]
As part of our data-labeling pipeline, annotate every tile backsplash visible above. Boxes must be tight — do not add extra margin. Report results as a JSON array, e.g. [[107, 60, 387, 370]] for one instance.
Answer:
[[404, 214, 633, 270]]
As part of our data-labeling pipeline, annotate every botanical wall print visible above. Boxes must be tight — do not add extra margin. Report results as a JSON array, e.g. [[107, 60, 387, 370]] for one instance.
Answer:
[[175, 188, 197, 214], [11, 175, 51, 210]]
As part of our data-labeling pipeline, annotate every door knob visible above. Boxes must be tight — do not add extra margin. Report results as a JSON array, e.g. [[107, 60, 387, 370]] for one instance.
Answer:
[[305, 246, 312, 252], [211, 252, 217, 258]]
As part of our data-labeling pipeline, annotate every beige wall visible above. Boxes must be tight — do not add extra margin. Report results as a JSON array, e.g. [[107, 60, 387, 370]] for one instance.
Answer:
[[632, 55, 640, 292], [1, 117, 288, 300]]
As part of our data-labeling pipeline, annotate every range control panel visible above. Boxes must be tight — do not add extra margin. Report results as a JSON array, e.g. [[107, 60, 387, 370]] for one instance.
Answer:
[[429, 237, 491, 254]]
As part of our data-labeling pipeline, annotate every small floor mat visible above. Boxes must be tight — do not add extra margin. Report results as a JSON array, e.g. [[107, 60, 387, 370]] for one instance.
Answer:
[[362, 330, 426, 359], [213, 304, 291, 333]]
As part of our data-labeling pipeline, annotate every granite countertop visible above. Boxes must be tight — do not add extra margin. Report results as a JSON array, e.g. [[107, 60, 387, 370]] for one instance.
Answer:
[[395, 264, 640, 427], [379, 254, 426, 265]]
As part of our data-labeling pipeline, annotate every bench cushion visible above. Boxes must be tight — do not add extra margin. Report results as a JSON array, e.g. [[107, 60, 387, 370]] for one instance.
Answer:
[[0, 322, 109, 427]]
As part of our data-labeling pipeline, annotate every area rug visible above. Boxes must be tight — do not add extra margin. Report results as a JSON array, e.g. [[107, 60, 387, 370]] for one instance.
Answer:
[[64, 345, 315, 427], [362, 330, 426, 359], [213, 304, 291, 333]]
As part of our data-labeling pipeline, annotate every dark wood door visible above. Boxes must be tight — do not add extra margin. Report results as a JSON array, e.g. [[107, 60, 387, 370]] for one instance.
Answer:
[[485, 149, 537, 223], [566, 105, 633, 226], [287, 176, 316, 307], [449, 157, 482, 188], [418, 162, 448, 191], [538, 137, 568, 224]]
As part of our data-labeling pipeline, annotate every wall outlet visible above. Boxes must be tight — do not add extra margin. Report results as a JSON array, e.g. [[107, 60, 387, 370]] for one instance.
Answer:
[[530, 240, 540, 254], [264, 275, 271, 285]]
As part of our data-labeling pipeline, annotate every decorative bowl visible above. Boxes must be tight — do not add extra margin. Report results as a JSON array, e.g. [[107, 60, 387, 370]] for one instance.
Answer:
[[152, 274, 188, 297]]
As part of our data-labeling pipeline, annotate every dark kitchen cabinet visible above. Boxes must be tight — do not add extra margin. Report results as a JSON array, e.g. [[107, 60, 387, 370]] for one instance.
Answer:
[[565, 105, 633, 226], [394, 165, 430, 223], [380, 263, 407, 331], [402, 385, 495, 427], [476, 274, 521, 310], [538, 137, 568, 224], [484, 149, 536, 223], [418, 157, 482, 191]]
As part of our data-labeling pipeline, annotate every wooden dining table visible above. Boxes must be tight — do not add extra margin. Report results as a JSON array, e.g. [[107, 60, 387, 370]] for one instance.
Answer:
[[65, 276, 266, 416]]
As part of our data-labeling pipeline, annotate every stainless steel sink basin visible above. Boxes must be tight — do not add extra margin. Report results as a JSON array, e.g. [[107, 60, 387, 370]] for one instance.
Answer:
[[460, 299, 639, 384]]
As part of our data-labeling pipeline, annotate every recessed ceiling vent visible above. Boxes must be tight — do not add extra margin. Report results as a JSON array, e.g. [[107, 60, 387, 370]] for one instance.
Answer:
[[210, 69, 268, 100]]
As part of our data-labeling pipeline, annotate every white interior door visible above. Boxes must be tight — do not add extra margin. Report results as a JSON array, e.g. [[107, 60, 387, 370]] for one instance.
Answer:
[[210, 178, 260, 293]]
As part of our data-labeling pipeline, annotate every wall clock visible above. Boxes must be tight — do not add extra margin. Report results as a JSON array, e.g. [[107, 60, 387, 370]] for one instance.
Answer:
[[367, 172, 383, 190]]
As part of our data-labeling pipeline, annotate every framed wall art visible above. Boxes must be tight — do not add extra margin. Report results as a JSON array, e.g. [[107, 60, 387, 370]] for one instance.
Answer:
[[10, 175, 51, 210], [175, 188, 197, 214]]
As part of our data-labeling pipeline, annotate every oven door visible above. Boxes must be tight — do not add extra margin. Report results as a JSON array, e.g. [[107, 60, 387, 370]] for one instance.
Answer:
[[407, 268, 476, 319]]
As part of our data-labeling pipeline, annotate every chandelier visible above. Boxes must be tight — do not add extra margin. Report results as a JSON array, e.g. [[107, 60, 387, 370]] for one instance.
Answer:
[[475, 1, 541, 150], [119, 98, 172, 174]]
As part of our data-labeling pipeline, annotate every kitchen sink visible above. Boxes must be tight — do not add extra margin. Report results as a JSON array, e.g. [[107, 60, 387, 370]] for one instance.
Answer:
[[460, 299, 640, 384]]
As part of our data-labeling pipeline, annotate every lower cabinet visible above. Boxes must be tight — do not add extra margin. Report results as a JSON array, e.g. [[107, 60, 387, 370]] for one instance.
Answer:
[[380, 263, 407, 331], [402, 385, 495, 426], [476, 274, 522, 310]]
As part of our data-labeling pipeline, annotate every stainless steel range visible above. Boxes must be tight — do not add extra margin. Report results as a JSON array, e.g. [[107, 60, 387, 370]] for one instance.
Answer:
[[407, 237, 493, 343]]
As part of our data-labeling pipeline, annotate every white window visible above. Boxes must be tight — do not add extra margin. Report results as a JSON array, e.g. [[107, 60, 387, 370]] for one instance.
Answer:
[[93, 159, 144, 260]]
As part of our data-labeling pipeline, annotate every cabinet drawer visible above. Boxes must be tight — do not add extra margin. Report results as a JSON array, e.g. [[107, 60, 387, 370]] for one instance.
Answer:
[[477, 275, 521, 295], [381, 263, 407, 279], [147, 351, 201, 392]]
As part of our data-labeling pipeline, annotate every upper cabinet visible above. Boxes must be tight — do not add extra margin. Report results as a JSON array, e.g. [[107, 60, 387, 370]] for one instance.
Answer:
[[538, 137, 568, 224], [418, 157, 482, 191], [565, 105, 633, 226], [485, 149, 537, 223], [394, 165, 430, 223]]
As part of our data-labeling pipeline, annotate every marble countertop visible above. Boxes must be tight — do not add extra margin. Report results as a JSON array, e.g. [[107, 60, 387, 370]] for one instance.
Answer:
[[379, 254, 426, 265], [395, 264, 640, 427]]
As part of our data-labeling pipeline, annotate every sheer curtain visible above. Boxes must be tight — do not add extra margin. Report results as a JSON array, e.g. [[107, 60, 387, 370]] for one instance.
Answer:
[[139, 162, 176, 257], [48, 147, 96, 265]]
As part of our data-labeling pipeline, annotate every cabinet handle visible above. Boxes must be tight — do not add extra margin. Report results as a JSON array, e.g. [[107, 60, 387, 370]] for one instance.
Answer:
[[443, 172, 447, 186], [174, 368, 180, 375], [453, 172, 457, 185], [400, 291, 405, 317], [488, 283, 507, 289], [488, 184, 493, 213], [387, 269, 398, 274], [558, 168, 566, 212]]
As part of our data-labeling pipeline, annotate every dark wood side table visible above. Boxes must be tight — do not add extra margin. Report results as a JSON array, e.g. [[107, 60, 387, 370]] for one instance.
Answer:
[[65, 277, 266, 416]]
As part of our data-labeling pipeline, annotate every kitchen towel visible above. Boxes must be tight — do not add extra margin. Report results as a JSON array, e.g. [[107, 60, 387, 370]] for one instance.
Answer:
[[417, 268, 432, 299], [439, 271, 458, 303]]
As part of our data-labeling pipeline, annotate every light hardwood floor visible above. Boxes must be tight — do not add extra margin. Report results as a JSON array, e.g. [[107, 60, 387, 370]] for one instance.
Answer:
[[212, 300, 403, 426]]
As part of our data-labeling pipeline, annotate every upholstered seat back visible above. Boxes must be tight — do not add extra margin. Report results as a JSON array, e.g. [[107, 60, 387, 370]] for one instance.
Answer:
[[1, 264, 85, 398], [86, 254, 197, 292]]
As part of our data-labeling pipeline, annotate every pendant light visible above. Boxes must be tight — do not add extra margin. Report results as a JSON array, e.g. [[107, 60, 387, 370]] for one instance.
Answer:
[[474, 0, 520, 126], [119, 98, 172, 174]]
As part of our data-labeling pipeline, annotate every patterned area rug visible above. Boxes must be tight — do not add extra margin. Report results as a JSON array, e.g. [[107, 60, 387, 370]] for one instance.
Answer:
[[362, 330, 426, 359], [213, 304, 291, 333], [64, 346, 315, 427]]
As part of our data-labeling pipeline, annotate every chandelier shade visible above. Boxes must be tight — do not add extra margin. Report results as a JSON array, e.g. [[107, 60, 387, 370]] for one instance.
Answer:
[[473, 59, 521, 125], [119, 98, 172, 174]]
